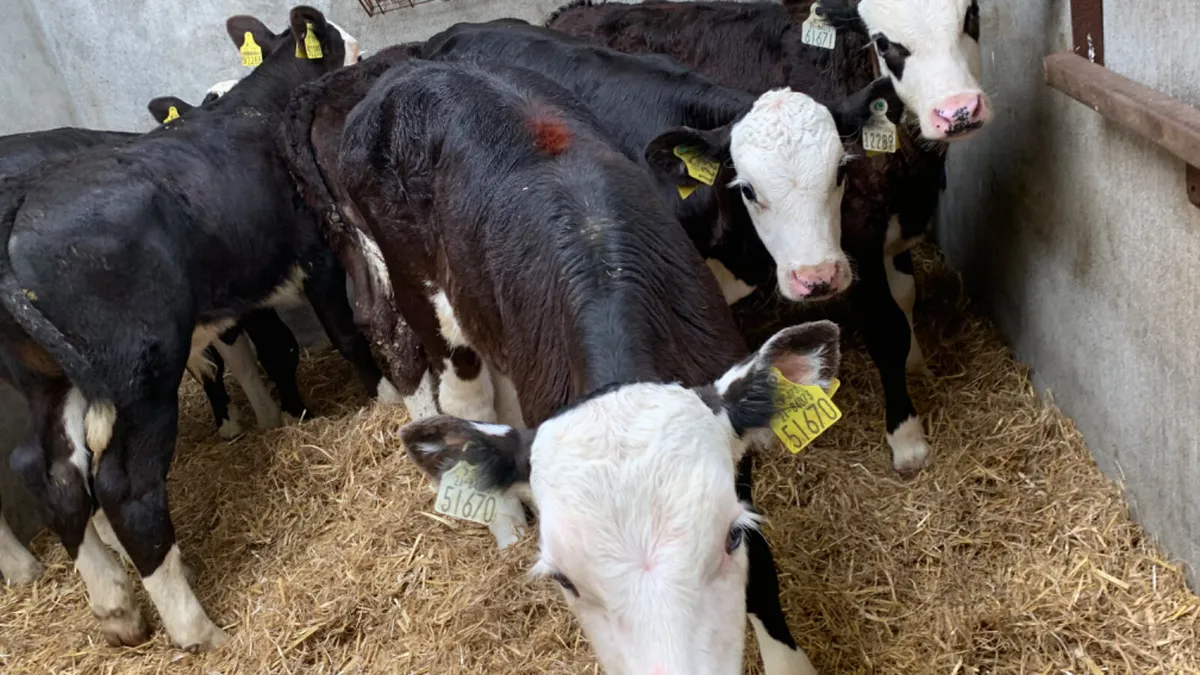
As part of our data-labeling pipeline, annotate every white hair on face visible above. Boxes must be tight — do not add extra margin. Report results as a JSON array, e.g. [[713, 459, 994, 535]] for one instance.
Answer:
[[526, 383, 752, 674], [728, 88, 850, 296], [325, 20, 361, 66]]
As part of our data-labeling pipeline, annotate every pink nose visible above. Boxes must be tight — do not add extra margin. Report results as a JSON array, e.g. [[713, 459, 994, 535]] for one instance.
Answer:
[[930, 93, 987, 136], [788, 262, 842, 299]]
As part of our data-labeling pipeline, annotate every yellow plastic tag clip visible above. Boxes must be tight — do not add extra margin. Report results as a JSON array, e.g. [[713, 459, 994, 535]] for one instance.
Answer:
[[673, 145, 719, 186], [240, 32, 263, 67], [297, 21, 323, 59], [770, 369, 842, 454], [163, 106, 180, 123]]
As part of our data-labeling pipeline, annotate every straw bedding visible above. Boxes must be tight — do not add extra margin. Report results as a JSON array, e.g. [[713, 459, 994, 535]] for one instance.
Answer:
[[1, 246, 1196, 674]]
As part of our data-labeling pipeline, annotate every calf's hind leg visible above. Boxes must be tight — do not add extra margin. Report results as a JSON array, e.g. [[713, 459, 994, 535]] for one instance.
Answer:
[[0, 502, 42, 586]]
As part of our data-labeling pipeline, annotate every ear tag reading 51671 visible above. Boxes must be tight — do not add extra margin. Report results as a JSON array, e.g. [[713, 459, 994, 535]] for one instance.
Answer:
[[240, 32, 263, 67], [863, 98, 898, 155], [770, 369, 842, 454], [434, 461, 500, 526], [802, 2, 837, 50], [163, 106, 180, 123]]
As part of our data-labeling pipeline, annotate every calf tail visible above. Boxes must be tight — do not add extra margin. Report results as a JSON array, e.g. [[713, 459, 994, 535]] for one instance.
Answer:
[[0, 179, 116, 454]]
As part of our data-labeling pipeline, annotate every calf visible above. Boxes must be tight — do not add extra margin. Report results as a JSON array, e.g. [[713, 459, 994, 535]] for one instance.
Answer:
[[0, 7, 370, 649], [548, 0, 994, 473], [425, 20, 895, 305], [342, 57, 833, 675]]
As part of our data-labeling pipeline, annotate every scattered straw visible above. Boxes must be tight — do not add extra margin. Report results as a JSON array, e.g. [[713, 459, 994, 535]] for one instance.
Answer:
[[1, 246, 1196, 674]]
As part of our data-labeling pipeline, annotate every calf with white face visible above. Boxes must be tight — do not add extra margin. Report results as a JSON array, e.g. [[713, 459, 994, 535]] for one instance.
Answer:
[[406, 325, 839, 675]]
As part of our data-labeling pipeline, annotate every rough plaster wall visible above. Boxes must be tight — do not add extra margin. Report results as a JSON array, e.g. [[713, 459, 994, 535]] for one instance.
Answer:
[[936, 0, 1200, 584], [0, 0, 78, 134]]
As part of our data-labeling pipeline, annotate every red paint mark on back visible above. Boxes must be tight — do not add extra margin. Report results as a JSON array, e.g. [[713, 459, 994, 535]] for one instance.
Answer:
[[529, 115, 572, 156]]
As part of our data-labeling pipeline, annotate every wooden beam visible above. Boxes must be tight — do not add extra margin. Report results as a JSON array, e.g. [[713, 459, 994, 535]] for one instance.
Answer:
[[1069, 0, 1104, 65], [1044, 52, 1200, 169]]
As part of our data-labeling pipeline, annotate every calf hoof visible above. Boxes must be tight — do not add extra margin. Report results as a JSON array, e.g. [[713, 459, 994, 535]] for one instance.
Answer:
[[217, 415, 243, 440], [887, 416, 932, 477], [99, 607, 150, 647], [281, 412, 302, 427], [376, 377, 403, 405], [2, 557, 44, 586], [180, 624, 230, 652]]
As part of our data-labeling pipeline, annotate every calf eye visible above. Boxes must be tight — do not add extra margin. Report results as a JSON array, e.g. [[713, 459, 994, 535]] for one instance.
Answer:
[[552, 572, 580, 598], [964, 0, 980, 41], [739, 184, 757, 203], [726, 526, 745, 554]]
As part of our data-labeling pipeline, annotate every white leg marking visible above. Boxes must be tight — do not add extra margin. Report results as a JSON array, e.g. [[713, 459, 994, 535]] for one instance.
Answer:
[[376, 376, 403, 405], [888, 415, 931, 475], [432, 291, 469, 348], [142, 544, 228, 651], [91, 508, 132, 566], [0, 515, 42, 585], [488, 487, 529, 550], [63, 388, 92, 488], [438, 358, 497, 423], [402, 370, 440, 422], [491, 370, 525, 428], [76, 521, 146, 645], [750, 616, 818, 675], [884, 253, 929, 376], [214, 334, 281, 430], [218, 406, 244, 438], [706, 258, 757, 306]]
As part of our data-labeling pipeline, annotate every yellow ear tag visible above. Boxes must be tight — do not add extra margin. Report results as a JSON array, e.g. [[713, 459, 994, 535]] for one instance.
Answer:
[[802, 2, 837, 50], [163, 106, 180, 123], [296, 21, 323, 59], [863, 98, 898, 156], [673, 145, 719, 186], [433, 462, 501, 526], [240, 32, 263, 67], [770, 368, 842, 454], [676, 184, 698, 200]]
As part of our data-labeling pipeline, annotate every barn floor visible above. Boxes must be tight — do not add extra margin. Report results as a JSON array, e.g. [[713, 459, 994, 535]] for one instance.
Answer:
[[1, 248, 1197, 674]]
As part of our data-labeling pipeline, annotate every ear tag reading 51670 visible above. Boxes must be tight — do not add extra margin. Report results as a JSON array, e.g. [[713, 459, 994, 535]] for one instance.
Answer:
[[163, 106, 180, 123], [296, 21, 324, 60], [240, 32, 263, 67], [770, 369, 842, 454], [434, 461, 500, 526], [863, 98, 898, 155], [802, 2, 837, 50]]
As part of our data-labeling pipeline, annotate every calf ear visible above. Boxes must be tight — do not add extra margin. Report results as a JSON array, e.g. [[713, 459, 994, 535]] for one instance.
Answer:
[[289, 6, 349, 64], [226, 15, 279, 58], [707, 320, 841, 436], [147, 97, 193, 124], [401, 416, 535, 490], [828, 76, 904, 139], [645, 126, 732, 193]]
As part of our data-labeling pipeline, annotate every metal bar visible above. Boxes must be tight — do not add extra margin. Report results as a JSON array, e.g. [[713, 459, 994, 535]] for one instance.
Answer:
[[1069, 0, 1104, 65], [1044, 52, 1200, 169]]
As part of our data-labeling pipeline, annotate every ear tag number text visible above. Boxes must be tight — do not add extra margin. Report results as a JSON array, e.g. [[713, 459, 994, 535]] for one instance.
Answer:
[[434, 461, 500, 526], [770, 369, 842, 454]]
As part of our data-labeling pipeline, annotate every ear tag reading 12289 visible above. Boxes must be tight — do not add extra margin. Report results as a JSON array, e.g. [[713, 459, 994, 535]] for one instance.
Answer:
[[770, 368, 842, 454], [433, 461, 500, 526], [163, 106, 180, 123], [863, 98, 898, 155], [673, 145, 719, 200], [240, 32, 263, 67], [802, 2, 837, 50]]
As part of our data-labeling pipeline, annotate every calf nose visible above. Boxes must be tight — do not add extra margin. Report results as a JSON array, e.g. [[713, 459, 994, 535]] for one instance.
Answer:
[[930, 93, 986, 136], [788, 262, 840, 299]]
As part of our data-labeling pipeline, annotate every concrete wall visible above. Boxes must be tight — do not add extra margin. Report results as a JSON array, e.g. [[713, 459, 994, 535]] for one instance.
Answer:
[[937, 0, 1200, 582], [0, 0, 78, 134]]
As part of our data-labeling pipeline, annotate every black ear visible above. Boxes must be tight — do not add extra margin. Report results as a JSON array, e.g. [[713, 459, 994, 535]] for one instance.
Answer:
[[401, 416, 536, 490], [289, 6, 350, 64], [147, 96, 193, 124], [708, 320, 841, 436], [828, 76, 904, 138], [644, 125, 733, 191], [226, 15, 279, 60]]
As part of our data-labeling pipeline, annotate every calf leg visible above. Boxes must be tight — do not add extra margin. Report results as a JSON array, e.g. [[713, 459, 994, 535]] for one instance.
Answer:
[[10, 383, 146, 644], [239, 309, 310, 421], [94, 393, 227, 651], [851, 252, 931, 475], [0, 504, 42, 586], [885, 250, 929, 376], [737, 452, 818, 675], [213, 327, 282, 431], [303, 251, 392, 401], [186, 347, 242, 438]]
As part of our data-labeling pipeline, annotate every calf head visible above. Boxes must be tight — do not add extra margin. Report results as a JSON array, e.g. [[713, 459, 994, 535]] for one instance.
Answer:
[[224, 7, 360, 78], [402, 321, 842, 675], [802, 0, 990, 140], [146, 78, 245, 124], [645, 81, 896, 302]]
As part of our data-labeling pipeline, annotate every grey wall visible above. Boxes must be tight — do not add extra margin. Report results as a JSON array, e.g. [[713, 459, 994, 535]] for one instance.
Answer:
[[0, 0, 78, 134], [937, 0, 1200, 582]]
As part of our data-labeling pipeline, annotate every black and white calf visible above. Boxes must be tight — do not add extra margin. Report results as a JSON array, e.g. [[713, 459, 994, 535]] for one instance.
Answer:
[[548, 0, 993, 474], [424, 20, 896, 305], [339, 57, 832, 675], [0, 8, 370, 649]]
